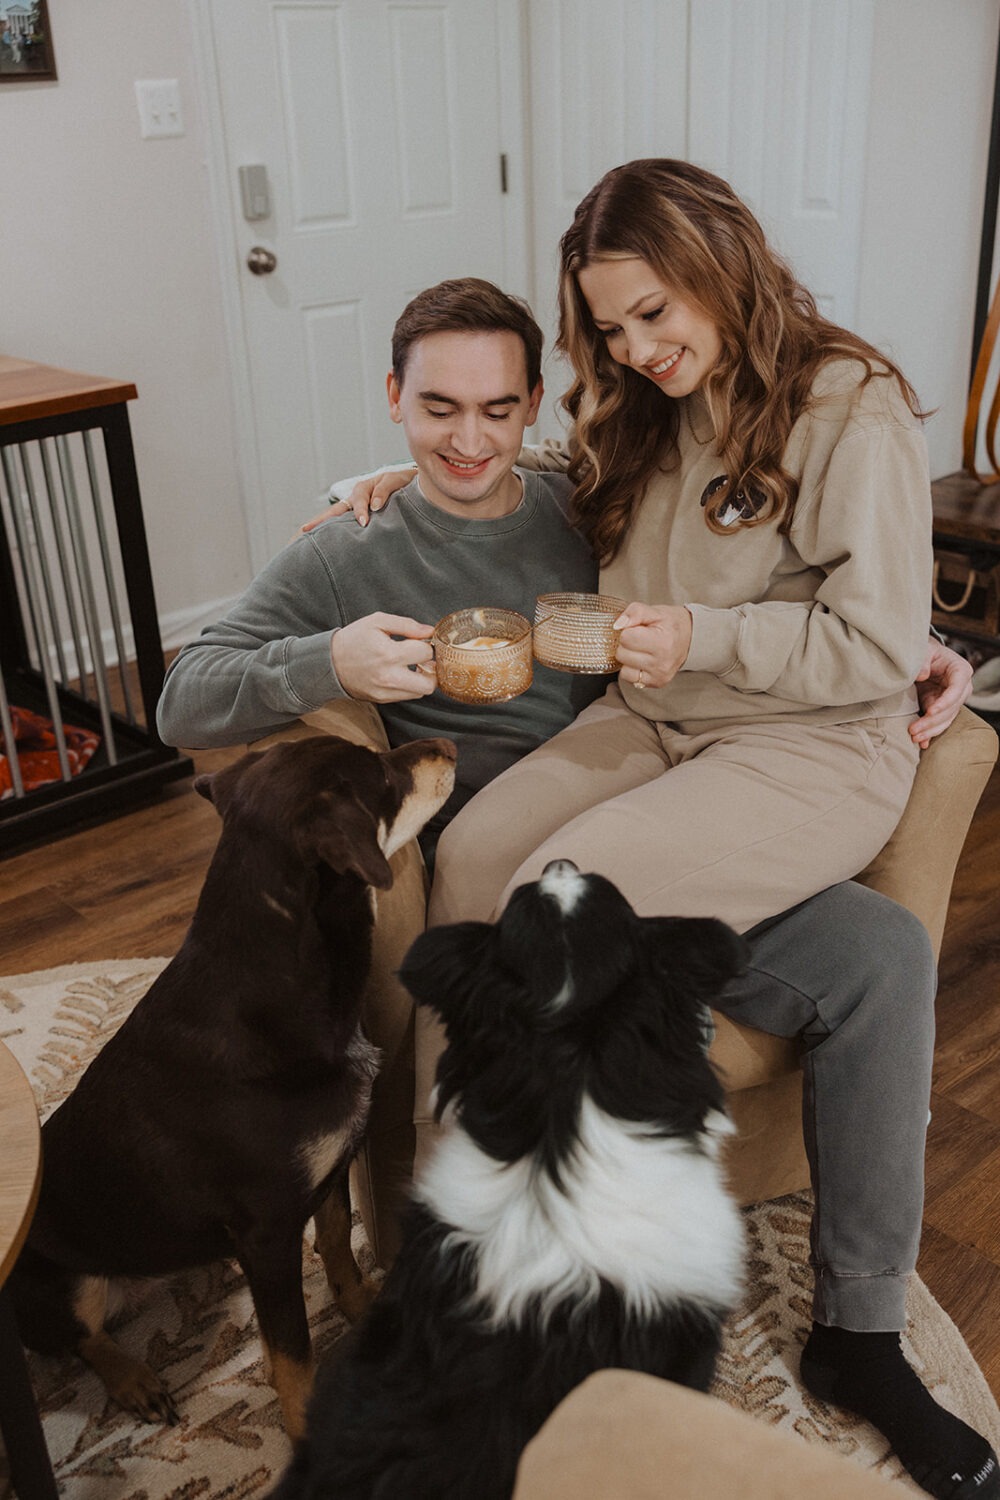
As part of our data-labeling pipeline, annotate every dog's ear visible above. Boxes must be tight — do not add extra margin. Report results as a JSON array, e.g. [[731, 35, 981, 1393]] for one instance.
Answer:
[[192, 749, 267, 817], [307, 792, 395, 889], [192, 762, 244, 818], [398, 921, 495, 1017], [645, 916, 749, 998]]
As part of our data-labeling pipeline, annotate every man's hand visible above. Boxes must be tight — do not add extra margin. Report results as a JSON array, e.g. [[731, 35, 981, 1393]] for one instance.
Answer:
[[613, 602, 693, 689], [301, 468, 417, 533], [909, 639, 973, 749], [331, 613, 437, 702]]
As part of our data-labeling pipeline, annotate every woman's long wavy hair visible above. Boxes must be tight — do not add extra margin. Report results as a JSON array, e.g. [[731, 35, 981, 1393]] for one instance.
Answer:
[[557, 159, 923, 563]]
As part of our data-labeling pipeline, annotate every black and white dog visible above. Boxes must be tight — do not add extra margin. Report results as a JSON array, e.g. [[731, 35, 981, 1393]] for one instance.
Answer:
[[274, 860, 748, 1499]]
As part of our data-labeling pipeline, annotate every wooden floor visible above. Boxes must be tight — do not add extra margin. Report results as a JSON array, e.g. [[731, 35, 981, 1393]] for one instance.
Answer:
[[2, 726, 1000, 1396]]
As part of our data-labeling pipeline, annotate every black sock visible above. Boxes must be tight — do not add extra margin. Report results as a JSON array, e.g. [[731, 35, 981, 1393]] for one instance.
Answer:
[[800, 1324, 999, 1500]]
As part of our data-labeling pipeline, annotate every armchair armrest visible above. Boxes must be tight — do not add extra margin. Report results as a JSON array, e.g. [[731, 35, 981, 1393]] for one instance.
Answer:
[[856, 706, 998, 956], [513, 1371, 901, 1498], [300, 698, 391, 752]]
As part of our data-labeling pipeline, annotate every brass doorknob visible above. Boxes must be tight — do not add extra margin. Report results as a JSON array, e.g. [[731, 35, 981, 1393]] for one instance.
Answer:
[[247, 246, 278, 275]]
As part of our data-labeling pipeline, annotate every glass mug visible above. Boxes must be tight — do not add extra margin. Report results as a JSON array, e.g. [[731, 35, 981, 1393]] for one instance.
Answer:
[[532, 592, 627, 674], [431, 607, 534, 704]]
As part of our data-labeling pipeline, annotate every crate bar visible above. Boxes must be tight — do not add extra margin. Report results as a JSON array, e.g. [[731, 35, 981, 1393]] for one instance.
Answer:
[[54, 433, 118, 764], [0, 448, 73, 783], [17, 444, 70, 686], [99, 403, 172, 739], [36, 438, 88, 692], [0, 669, 26, 800], [82, 429, 136, 724]]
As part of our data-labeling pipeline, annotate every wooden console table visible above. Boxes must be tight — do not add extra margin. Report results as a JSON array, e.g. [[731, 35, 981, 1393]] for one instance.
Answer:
[[0, 1039, 58, 1498], [931, 470, 1000, 654], [932, 469, 1000, 549], [0, 357, 192, 850]]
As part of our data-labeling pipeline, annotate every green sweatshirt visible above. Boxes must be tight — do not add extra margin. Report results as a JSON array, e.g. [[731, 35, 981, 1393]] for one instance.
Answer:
[[157, 470, 602, 835]]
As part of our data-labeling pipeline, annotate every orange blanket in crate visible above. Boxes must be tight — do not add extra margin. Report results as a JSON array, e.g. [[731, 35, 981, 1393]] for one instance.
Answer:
[[0, 705, 101, 799]]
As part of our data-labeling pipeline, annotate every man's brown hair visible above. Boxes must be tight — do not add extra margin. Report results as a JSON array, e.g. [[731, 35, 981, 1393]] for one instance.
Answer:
[[392, 278, 544, 392]]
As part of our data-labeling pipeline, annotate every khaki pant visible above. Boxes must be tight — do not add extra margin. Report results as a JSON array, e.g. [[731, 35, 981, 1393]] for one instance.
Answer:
[[429, 684, 920, 934]]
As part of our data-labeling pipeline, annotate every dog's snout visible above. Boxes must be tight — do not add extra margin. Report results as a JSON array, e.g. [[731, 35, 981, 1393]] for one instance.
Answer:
[[378, 738, 457, 863], [538, 860, 585, 914], [425, 737, 458, 763]]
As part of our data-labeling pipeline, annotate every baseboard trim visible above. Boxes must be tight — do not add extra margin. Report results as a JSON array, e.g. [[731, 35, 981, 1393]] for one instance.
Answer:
[[158, 595, 238, 656]]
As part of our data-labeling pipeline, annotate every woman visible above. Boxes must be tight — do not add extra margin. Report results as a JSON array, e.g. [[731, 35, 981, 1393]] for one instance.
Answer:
[[428, 162, 995, 1500], [431, 158, 931, 935]]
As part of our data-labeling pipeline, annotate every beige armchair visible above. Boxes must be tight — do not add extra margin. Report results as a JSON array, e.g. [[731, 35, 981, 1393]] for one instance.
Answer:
[[259, 702, 998, 1264], [511, 1370, 904, 1499]]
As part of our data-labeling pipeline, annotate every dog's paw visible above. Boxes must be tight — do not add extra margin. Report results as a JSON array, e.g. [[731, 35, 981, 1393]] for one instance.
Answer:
[[332, 1273, 381, 1323], [81, 1330, 181, 1425], [104, 1361, 180, 1425]]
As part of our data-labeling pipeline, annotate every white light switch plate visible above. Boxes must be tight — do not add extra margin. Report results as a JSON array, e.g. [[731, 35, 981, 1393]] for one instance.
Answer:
[[135, 79, 184, 139]]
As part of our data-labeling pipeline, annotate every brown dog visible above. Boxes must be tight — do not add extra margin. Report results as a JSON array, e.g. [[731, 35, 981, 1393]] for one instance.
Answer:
[[10, 733, 456, 1439]]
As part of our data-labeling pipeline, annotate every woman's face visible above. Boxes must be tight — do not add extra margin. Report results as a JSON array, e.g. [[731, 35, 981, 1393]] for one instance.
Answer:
[[576, 256, 723, 398]]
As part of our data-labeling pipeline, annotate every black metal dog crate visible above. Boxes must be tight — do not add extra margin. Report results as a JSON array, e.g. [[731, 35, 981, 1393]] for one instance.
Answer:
[[0, 358, 192, 851]]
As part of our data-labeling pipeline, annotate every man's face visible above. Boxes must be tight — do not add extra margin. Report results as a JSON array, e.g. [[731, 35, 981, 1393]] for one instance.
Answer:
[[387, 329, 543, 519]]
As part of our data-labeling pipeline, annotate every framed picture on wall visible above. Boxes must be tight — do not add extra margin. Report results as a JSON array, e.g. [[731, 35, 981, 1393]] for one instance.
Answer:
[[0, 0, 57, 83]]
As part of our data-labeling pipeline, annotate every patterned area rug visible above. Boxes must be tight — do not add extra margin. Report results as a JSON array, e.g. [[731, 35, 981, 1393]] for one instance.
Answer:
[[2, 959, 999, 1498]]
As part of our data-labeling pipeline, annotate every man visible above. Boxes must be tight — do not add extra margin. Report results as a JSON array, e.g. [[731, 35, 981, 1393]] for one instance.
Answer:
[[158, 279, 603, 859]]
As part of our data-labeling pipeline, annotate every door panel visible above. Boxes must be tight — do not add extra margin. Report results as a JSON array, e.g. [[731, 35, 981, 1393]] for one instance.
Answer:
[[526, 0, 874, 439], [687, 0, 875, 323], [208, 0, 514, 562]]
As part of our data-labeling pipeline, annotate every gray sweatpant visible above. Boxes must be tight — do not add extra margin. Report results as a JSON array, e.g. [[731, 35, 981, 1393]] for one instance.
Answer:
[[724, 881, 936, 1331]]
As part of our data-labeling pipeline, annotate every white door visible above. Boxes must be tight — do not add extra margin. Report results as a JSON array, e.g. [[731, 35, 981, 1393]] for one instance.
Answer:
[[687, 0, 875, 325], [205, 0, 524, 564], [525, 0, 875, 442]]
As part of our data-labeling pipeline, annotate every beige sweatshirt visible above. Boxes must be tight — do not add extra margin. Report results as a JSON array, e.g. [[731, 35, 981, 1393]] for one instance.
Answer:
[[526, 360, 932, 732]]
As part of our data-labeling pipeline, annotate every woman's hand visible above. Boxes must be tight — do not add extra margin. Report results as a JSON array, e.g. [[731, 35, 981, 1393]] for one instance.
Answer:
[[298, 496, 353, 532], [613, 602, 693, 689], [331, 613, 437, 701], [908, 639, 973, 749], [300, 467, 416, 532]]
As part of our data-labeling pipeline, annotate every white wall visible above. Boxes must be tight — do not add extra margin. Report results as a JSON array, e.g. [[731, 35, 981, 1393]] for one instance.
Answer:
[[1, 0, 996, 639], [858, 0, 998, 475], [0, 0, 249, 643], [526, 0, 999, 478]]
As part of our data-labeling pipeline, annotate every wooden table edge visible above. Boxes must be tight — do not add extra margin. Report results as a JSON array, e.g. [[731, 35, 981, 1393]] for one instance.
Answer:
[[0, 1039, 42, 1287]]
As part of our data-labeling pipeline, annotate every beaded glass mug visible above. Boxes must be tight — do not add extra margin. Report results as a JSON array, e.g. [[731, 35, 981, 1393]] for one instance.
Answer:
[[431, 607, 534, 703], [532, 592, 627, 674]]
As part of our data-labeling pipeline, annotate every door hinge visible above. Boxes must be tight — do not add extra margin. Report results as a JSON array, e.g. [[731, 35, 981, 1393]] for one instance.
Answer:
[[500, 153, 509, 194]]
